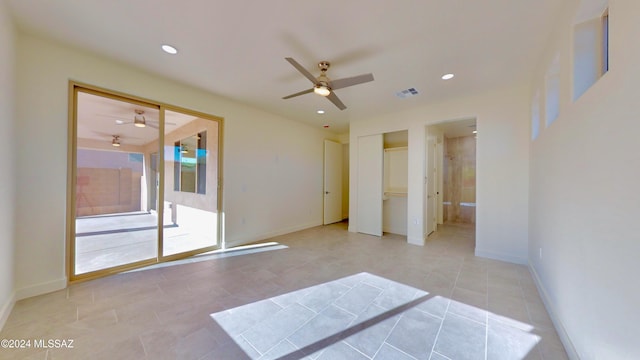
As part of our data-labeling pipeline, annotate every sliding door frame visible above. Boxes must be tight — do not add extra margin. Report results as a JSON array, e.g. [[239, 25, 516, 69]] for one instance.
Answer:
[[159, 104, 225, 263], [66, 81, 224, 283]]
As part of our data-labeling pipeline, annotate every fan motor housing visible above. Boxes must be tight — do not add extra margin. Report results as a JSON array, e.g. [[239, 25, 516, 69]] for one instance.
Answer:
[[318, 61, 330, 72]]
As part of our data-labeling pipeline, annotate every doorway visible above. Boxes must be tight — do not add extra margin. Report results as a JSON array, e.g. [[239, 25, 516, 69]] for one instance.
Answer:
[[68, 84, 223, 281], [323, 139, 343, 225], [383, 131, 408, 236], [426, 119, 476, 238]]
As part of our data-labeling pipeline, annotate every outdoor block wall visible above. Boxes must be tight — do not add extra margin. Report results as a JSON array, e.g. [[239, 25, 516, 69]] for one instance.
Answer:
[[76, 167, 142, 216]]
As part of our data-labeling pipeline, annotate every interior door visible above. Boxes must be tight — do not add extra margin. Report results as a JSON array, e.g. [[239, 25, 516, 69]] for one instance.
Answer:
[[323, 139, 343, 225], [357, 134, 383, 236], [426, 138, 436, 236]]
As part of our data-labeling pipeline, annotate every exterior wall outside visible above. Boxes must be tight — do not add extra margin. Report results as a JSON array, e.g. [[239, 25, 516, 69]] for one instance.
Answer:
[[76, 148, 143, 216], [163, 118, 219, 214], [76, 167, 142, 216]]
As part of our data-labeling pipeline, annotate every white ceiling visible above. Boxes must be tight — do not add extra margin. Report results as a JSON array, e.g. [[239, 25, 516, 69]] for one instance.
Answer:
[[8, 0, 565, 133]]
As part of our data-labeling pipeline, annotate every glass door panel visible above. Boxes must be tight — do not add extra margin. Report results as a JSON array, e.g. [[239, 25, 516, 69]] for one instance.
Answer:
[[74, 90, 160, 275], [162, 109, 220, 257]]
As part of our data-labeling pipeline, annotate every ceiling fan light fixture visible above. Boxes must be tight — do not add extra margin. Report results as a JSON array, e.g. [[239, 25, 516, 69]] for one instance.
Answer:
[[314, 84, 331, 96], [134, 110, 147, 127], [112, 136, 121, 147], [282, 57, 373, 110]]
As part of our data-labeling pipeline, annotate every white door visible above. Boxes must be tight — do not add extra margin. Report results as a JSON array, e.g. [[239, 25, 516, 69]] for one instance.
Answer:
[[357, 134, 383, 236], [426, 138, 436, 236], [324, 140, 343, 225]]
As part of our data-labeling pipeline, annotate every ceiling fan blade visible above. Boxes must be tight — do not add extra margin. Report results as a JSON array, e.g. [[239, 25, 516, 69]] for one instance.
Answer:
[[330, 73, 374, 90], [327, 92, 347, 110], [282, 88, 314, 99], [143, 120, 176, 126], [90, 130, 140, 139], [147, 123, 159, 129], [96, 113, 123, 119], [285, 57, 318, 84]]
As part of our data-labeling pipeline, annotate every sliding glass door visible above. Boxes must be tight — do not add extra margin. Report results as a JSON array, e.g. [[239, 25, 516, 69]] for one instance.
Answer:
[[161, 109, 220, 258], [69, 84, 222, 281]]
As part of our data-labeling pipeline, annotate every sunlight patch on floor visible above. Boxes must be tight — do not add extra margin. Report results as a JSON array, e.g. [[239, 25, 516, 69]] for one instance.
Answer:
[[211, 272, 540, 360]]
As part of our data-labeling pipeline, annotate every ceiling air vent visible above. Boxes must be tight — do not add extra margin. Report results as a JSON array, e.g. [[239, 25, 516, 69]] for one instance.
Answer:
[[395, 87, 419, 99]]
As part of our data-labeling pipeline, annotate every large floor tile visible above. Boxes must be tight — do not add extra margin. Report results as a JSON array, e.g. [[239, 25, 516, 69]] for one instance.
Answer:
[[434, 313, 486, 360], [384, 308, 442, 360], [0, 222, 568, 360]]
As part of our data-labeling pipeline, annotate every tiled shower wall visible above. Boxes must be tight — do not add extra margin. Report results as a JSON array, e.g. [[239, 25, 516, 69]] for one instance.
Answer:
[[443, 135, 476, 223]]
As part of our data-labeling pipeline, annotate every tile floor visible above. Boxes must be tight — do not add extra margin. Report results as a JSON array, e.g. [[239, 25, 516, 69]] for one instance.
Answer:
[[0, 222, 568, 360]]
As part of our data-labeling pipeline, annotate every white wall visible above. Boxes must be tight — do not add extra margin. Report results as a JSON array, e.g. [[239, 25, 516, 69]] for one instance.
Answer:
[[0, 0, 16, 329], [342, 143, 349, 220], [14, 33, 337, 298], [529, 0, 640, 358], [349, 84, 530, 263]]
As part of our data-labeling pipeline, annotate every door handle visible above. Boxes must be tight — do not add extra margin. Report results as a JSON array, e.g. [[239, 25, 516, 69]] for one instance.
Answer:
[[325, 191, 330, 194]]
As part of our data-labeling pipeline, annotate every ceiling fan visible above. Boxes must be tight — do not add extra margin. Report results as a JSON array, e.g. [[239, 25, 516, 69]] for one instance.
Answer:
[[282, 57, 374, 110], [89, 131, 140, 147], [111, 135, 122, 147], [98, 109, 174, 129]]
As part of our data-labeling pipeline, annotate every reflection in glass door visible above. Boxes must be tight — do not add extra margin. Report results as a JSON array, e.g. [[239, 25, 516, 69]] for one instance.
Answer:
[[162, 109, 220, 257], [73, 90, 160, 275]]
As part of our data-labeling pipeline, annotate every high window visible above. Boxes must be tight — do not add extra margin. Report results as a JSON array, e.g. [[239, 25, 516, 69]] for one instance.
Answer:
[[545, 54, 561, 127], [573, 6, 609, 100], [531, 89, 541, 140]]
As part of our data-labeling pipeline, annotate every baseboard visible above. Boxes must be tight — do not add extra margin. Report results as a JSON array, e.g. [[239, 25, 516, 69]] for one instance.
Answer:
[[0, 291, 16, 331], [475, 248, 527, 265], [224, 221, 322, 249], [528, 263, 580, 360], [14, 277, 67, 302], [408, 236, 424, 246]]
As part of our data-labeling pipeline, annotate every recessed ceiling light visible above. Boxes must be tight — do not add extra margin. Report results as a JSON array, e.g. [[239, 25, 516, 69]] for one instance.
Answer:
[[317, 110, 325, 114], [473, 130, 477, 134], [442, 73, 455, 80], [161, 44, 178, 54]]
